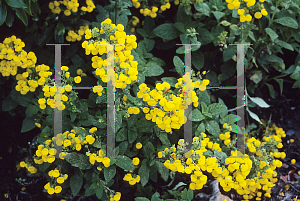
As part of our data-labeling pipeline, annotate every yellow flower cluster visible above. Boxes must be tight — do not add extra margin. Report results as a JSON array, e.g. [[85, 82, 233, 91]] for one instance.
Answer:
[[81, 0, 95, 12], [19, 161, 37, 174], [66, 26, 89, 42], [219, 131, 231, 145], [123, 173, 141, 185], [87, 149, 111, 167], [36, 65, 77, 111], [159, 121, 286, 200], [44, 171, 68, 194], [76, 68, 87, 76], [127, 107, 140, 116], [225, 0, 268, 22], [35, 144, 57, 164], [0, 36, 36, 80], [138, 74, 209, 133], [82, 18, 138, 92], [132, 0, 171, 18], [130, 16, 140, 33], [49, 0, 79, 15], [109, 192, 121, 201]]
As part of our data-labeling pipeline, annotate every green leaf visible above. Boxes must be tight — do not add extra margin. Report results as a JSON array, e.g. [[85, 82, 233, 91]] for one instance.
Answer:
[[151, 192, 163, 201], [56, 22, 65, 35], [158, 132, 171, 146], [1, 95, 18, 111], [188, 108, 205, 121], [265, 28, 278, 41], [290, 66, 300, 80], [15, 8, 28, 26], [40, 126, 52, 138], [117, 141, 128, 155], [250, 71, 262, 84], [116, 127, 127, 142], [139, 163, 150, 186], [144, 62, 164, 77], [214, 150, 227, 163], [23, 0, 31, 16], [65, 153, 92, 170], [174, 22, 185, 33], [25, 104, 39, 117], [195, 122, 205, 136], [192, 51, 204, 70], [275, 78, 283, 94], [220, 20, 231, 26], [223, 46, 237, 62], [205, 120, 220, 136], [273, 17, 298, 29], [176, 5, 191, 24], [95, 185, 103, 199], [173, 56, 184, 76], [274, 39, 294, 51], [143, 141, 155, 156], [247, 108, 262, 124], [135, 198, 150, 201], [21, 117, 36, 133], [194, 2, 211, 16], [153, 23, 180, 40], [10, 89, 32, 107], [4, 0, 27, 8], [248, 96, 270, 108], [265, 83, 275, 98], [128, 130, 137, 143], [212, 11, 224, 21], [161, 77, 178, 87], [70, 168, 83, 197], [5, 8, 14, 27], [104, 166, 116, 183], [96, 5, 109, 23], [115, 156, 135, 171], [0, 3, 7, 26], [220, 114, 241, 125], [196, 28, 214, 45], [155, 161, 169, 181]]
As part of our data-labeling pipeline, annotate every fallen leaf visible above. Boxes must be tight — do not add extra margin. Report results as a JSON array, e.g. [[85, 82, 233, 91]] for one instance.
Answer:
[[280, 175, 288, 183], [288, 170, 295, 181]]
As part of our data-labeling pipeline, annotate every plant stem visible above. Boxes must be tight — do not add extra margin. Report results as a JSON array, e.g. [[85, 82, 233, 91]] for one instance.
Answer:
[[269, 0, 281, 27]]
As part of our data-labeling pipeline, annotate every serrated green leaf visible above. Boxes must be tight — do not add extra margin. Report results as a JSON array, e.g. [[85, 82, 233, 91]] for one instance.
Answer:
[[65, 153, 92, 170], [155, 161, 169, 181], [116, 127, 127, 142], [104, 166, 116, 183], [265, 28, 278, 41], [115, 156, 135, 171], [205, 120, 220, 136], [21, 117, 36, 133], [153, 23, 180, 40], [158, 132, 171, 146], [144, 62, 164, 77], [95, 185, 103, 199], [194, 2, 211, 16], [273, 17, 298, 29], [223, 46, 237, 62], [70, 168, 83, 197], [188, 108, 205, 121], [2, 95, 18, 111], [138, 163, 150, 186], [173, 56, 184, 76], [128, 130, 137, 143]]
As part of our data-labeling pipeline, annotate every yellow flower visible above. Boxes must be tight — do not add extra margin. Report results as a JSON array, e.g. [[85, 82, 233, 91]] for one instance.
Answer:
[[54, 186, 62, 193], [132, 157, 139, 165], [291, 159, 296, 165], [52, 170, 60, 177], [158, 152, 163, 158], [136, 142, 142, 149], [86, 135, 95, 144], [290, 139, 294, 143], [57, 177, 65, 184], [47, 187, 55, 194], [35, 123, 41, 128], [178, 139, 184, 145], [74, 76, 81, 83]]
